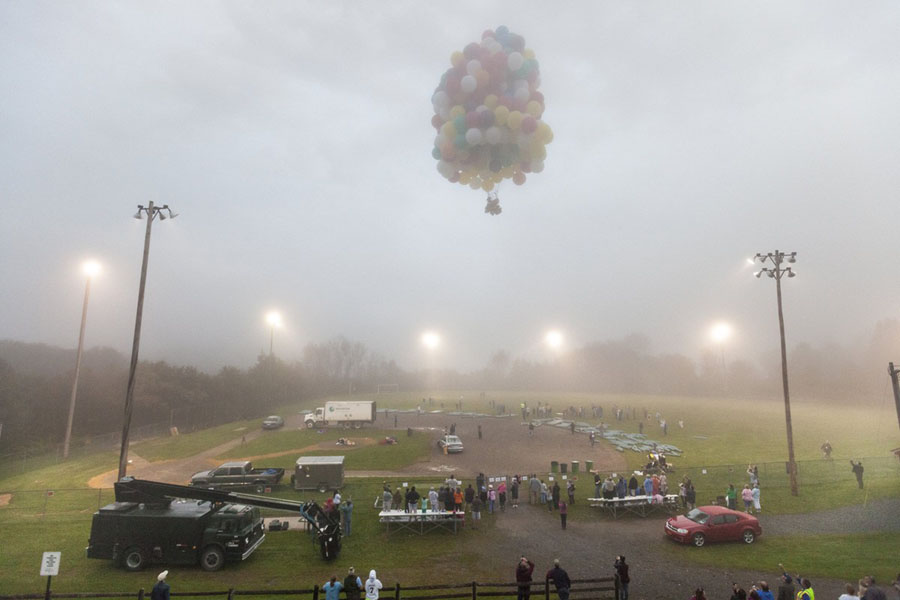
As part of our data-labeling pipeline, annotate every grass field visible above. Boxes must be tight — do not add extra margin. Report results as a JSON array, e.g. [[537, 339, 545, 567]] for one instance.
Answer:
[[216, 427, 434, 471], [1, 391, 897, 595]]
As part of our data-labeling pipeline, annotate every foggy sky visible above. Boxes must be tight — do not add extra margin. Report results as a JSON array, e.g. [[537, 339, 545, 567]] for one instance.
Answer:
[[2, 1, 899, 372]]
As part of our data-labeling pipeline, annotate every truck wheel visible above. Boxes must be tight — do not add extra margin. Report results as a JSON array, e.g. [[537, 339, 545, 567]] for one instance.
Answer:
[[254, 482, 265, 494], [318, 483, 328, 493], [122, 547, 146, 571], [200, 546, 225, 571], [341, 422, 351, 429], [306, 421, 315, 429], [353, 422, 362, 429]]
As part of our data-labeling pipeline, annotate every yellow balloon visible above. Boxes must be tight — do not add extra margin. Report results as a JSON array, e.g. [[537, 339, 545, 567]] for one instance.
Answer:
[[523, 48, 535, 60], [500, 166, 514, 178], [449, 105, 465, 120], [484, 94, 499, 109], [482, 180, 494, 192], [441, 121, 456, 137], [526, 101, 543, 118], [451, 51, 465, 68], [475, 70, 490, 88], [494, 105, 510, 126], [493, 173, 503, 183], [507, 110, 524, 131], [459, 171, 472, 184], [529, 141, 547, 161]]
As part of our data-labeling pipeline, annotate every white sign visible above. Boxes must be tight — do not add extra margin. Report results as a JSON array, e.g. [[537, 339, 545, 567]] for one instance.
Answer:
[[40, 552, 61, 576]]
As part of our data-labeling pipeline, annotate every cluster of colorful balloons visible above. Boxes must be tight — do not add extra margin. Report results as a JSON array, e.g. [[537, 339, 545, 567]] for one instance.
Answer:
[[431, 26, 552, 197]]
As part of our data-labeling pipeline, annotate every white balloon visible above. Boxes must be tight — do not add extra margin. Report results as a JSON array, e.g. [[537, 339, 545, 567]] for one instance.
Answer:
[[485, 126, 502, 145], [432, 90, 450, 108], [439, 107, 450, 121], [469, 179, 481, 189], [465, 128, 483, 146], [532, 160, 544, 173], [507, 51, 524, 71], [514, 87, 530, 103], [475, 104, 489, 113], [466, 60, 482, 76], [514, 79, 529, 91], [435, 134, 446, 147], [461, 75, 477, 93]]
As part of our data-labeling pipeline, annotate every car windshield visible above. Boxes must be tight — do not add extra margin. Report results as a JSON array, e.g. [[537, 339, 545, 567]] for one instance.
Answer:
[[446, 436, 461, 444], [685, 508, 709, 524]]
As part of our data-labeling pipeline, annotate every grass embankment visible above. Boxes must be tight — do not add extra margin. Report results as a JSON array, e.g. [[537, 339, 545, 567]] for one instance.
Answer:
[[130, 418, 263, 462], [217, 427, 434, 471]]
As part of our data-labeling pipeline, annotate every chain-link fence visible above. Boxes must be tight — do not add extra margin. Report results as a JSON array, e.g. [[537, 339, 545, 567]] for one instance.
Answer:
[[676, 455, 899, 491]]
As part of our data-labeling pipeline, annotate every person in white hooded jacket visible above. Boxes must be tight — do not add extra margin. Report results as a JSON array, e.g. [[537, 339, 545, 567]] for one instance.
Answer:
[[365, 570, 382, 600]]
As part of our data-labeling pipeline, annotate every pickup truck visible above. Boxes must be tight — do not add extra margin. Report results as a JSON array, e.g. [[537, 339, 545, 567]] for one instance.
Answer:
[[190, 461, 285, 491]]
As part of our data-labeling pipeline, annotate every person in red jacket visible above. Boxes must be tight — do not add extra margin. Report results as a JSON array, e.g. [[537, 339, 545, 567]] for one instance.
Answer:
[[516, 556, 535, 600]]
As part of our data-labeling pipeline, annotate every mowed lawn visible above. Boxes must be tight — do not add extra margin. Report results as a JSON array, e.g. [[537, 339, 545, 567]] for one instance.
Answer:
[[215, 427, 435, 471]]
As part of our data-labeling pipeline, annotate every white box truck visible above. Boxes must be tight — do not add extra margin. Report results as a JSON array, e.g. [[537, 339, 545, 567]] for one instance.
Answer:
[[304, 400, 376, 429]]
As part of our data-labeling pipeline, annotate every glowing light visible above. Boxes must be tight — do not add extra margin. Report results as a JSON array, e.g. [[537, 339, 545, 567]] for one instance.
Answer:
[[710, 322, 733, 343], [545, 330, 564, 349], [745, 258, 755, 266], [421, 331, 441, 350], [82, 260, 101, 278], [266, 311, 283, 328]]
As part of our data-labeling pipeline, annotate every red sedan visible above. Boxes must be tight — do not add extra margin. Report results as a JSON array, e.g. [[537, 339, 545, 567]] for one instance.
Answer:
[[665, 505, 761, 547]]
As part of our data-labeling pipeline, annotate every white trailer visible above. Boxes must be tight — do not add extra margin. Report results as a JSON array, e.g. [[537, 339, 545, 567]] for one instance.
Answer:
[[304, 400, 376, 429]]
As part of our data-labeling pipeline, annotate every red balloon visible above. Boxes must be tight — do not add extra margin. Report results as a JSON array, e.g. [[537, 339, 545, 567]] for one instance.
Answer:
[[513, 171, 527, 185], [481, 29, 495, 40], [464, 43, 481, 59], [531, 91, 544, 104], [521, 115, 537, 134], [520, 161, 531, 173], [446, 76, 461, 96], [449, 172, 460, 183], [466, 111, 480, 128], [431, 115, 444, 129]]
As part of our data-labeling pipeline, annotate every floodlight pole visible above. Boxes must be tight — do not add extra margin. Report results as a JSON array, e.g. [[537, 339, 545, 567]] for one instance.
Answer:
[[754, 250, 799, 496], [62, 274, 93, 459], [889, 363, 900, 432], [118, 202, 175, 481]]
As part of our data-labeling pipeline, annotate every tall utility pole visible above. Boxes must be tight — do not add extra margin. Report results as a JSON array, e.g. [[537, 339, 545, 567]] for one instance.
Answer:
[[754, 250, 799, 496], [889, 363, 900, 432], [63, 261, 101, 459], [118, 202, 177, 481]]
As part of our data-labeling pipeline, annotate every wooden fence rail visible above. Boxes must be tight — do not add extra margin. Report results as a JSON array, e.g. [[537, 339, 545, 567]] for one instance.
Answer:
[[0, 576, 619, 600]]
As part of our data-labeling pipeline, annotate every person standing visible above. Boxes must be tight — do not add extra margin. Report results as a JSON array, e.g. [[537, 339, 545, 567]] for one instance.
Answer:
[[753, 581, 773, 600], [322, 576, 343, 600], [725, 484, 737, 510], [752, 484, 761, 513], [775, 566, 795, 600], [515, 556, 535, 600], [498, 481, 507, 511], [685, 483, 696, 510], [428, 487, 439, 511], [616, 476, 627, 499], [464, 484, 475, 510], [364, 570, 382, 600], [339, 499, 353, 536], [541, 480, 549, 505], [741, 485, 754, 513], [471, 494, 483, 529], [567, 480, 575, 504], [151, 571, 170, 600], [558, 498, 568, 529], [850, 460, 864, 489], [614, 556, 630, 600], [392, 487, 403, 512], [488, 485, 496, 513], [589, 431, 596, 447], [837, 583, 858, 600], [343, 568, 363, 600], [382, 485, 393, 511], [511, 477, 520, 508], [628, 474, 639, 497], [529, 475, 541, 504], [406, 486, 420, 513], [642, 476, 653, 498], [546, 559, 571, 600], [551, 481, 561, 512], [478, 424, 483, 439], [454, 488, 463, 512], [796, 578, 814, 600]]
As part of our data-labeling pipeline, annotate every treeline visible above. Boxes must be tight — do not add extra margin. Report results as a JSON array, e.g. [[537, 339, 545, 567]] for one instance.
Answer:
[[1, 319, 898, 453]]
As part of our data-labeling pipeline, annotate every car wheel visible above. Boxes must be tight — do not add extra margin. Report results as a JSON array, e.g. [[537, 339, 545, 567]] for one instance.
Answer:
[[692, 533, 706, 547], [122, 547, 146, 571], [200, 546, 225, 571], [742, 529, 756, 544], [306, 421, 315, 429]]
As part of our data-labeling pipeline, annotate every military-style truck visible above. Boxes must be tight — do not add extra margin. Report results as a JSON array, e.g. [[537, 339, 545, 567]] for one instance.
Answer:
[[304, 400, 376, 429], [190, 461, 285, 490], [86, 478, 341, 572]]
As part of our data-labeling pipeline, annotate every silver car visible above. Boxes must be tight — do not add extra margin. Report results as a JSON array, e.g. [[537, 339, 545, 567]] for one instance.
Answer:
[[438, 435, 464, 453], [262, 415, 284, 429]]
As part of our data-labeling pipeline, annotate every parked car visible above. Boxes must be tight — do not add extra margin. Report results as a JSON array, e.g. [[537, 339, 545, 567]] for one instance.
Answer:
[[262, 415, 284, 429], [665, 505, 761, 547], [437, 435, 464, 453]]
